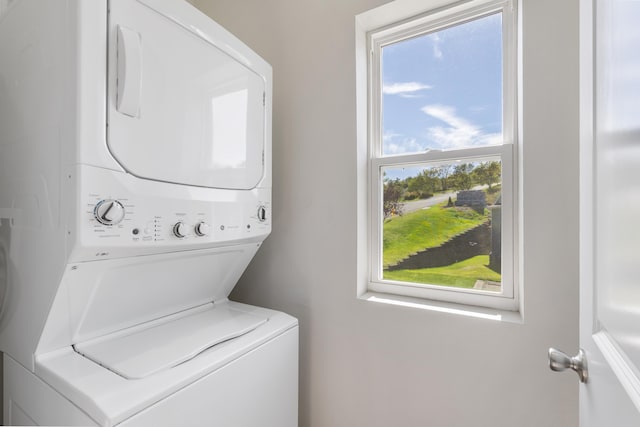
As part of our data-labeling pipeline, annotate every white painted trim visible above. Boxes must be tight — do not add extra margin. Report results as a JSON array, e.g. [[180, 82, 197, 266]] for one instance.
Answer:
[[356, 0, 519, 312], [355, 0, 503, 34], [594, 331, 640, 413], [369, 280, 516, 310], [515, 0, 524, 316], [371, 144, 509, 168], [355, 17, 370, 298], [370, 0, 511, 49], [578, 0, 595, 343], [359, 292, 523, 323]]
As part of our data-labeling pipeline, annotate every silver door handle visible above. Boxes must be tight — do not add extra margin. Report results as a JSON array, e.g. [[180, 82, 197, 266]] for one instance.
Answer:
[[548, 347, 588, 383]]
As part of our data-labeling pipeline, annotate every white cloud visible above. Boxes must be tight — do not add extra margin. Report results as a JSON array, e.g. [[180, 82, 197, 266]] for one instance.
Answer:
[[478, 133, 503, 146], [383, 131, 424, 155], [382, 82, 432, 97], [421, 104, 502, 149]]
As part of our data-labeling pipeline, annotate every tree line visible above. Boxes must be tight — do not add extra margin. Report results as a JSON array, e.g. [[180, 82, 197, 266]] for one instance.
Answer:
[[383, 161, 501, 219]]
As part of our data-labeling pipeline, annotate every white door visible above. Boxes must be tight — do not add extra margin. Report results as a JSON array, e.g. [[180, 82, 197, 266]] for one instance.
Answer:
[[107, 0, 266, 190], [575, 0, 640, 425]]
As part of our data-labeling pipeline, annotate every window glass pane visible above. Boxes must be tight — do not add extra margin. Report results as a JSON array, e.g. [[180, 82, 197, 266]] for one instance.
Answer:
[[381, 13, 503, 155], [382, 160, 502, 292]]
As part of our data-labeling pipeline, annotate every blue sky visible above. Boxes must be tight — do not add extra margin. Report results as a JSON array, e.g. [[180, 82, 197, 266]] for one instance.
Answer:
[[382, 12, 503, 160]]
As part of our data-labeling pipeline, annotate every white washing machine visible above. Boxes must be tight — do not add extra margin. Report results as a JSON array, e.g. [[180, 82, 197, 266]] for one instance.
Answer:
[[0, 0, 298, 425]]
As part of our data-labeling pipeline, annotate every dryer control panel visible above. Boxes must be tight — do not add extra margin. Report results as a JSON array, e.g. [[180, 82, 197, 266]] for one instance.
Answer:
[[71, 166, 271, 261]]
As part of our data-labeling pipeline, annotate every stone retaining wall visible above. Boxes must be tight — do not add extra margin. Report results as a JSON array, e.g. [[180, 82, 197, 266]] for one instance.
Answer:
[[386, 221, 491, 271]]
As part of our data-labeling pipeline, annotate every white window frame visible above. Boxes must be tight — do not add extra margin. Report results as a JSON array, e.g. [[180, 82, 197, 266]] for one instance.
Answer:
[[356, 0, 519, 312]]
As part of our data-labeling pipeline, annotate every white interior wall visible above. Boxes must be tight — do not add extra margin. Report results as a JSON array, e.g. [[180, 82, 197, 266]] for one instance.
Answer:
[[189, 0, 580, 426]]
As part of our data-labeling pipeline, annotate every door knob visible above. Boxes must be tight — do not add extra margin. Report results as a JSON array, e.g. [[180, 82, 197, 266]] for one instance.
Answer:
[[548, 347, 588, 383]]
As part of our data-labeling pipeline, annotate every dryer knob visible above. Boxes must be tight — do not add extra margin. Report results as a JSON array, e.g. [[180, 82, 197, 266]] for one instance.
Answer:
[[173, 222, 188, 238], [257, 205, 267, 222], [94, 200, 125, 225], [194, 222, 210, 236]]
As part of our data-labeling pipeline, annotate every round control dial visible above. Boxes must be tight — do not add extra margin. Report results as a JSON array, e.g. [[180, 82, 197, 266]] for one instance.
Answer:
[[173, 222, 188, 238], [257, 205, 267, 222], [194, 222, 210, 236], [94, 200, 125, 225]]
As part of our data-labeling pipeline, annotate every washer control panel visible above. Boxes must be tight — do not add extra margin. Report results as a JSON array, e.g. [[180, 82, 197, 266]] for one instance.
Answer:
[[72, 166, 271, 261], [81, 192, 270, 258]]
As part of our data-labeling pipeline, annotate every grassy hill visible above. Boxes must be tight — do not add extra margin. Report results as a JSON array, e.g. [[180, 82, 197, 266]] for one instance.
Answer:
[[383, 204, 488, 268], [382, 203, 502, 289]]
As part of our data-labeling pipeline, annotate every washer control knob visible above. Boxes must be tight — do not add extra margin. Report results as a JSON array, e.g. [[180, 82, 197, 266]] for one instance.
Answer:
[[173, 222, 188, 238], [94, 200, 125, 225], [194, 222, 210, 236], [257, 205, 267, 222]]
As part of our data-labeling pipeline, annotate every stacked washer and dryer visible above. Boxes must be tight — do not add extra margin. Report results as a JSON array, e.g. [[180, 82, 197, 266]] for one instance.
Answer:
[[0, 0, 298, 425]]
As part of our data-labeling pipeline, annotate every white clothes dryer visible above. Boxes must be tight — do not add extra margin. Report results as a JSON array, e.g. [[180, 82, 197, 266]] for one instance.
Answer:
[[0, 1, 297, 426]]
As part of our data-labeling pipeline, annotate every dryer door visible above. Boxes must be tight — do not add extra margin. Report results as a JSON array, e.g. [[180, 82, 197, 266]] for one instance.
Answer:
[[107, 0, 266, 190]]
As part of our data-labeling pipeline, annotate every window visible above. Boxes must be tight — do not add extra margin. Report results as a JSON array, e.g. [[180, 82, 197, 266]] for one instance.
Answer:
[[357, 0, 518, 311]]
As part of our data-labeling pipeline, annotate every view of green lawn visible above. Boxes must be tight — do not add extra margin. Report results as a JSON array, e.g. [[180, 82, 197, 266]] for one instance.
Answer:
[[384, 255, 501, 288], [382, 161, 503, 290], [382, 196, 501, 289], [383, 203, 488, 268]]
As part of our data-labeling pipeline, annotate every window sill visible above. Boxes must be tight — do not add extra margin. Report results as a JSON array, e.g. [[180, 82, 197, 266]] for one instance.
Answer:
[[359, 291, 523, 324]]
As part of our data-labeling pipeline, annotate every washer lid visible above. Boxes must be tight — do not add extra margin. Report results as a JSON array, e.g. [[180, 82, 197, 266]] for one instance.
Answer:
[[74, 304, 267, 379]]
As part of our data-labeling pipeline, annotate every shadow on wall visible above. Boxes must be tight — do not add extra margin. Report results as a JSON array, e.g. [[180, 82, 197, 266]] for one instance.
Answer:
[[0, 350, 2, 423], [0, 218, 10, 423]]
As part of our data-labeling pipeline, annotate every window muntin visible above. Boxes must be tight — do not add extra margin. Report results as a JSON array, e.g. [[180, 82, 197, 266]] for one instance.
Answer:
[[367, 0, 517, 310]]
